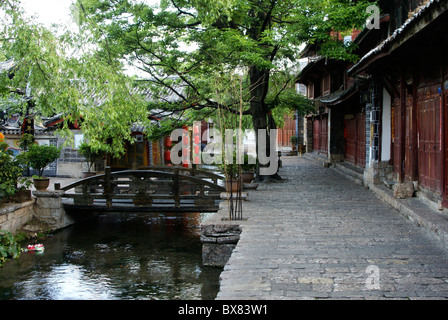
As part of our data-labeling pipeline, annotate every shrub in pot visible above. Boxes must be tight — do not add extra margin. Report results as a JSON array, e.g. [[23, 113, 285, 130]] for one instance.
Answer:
[[241, 154, 257, 183], [218, 161, 241, 193], [26, 144, 61, 190], [290, 135, 298, 151], [78, 142, 104, 178], [224, 163, 241, 192]]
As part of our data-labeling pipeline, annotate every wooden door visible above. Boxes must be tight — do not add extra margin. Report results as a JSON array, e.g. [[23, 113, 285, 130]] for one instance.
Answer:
[[313, 118, 320, 152], [444, 89, 448, 206], [345, 113, 366, 167], [405, 93, 417, 181], [392, 97, 402, 176], [319, 115, 328, 153], [110, 139, 148, 169], [345, 118, 356, 164], [418, 84, 442, 193], [355, 113, 366, 167]]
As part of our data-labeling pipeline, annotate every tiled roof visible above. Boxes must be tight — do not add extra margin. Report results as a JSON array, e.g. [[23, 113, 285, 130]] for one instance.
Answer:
[[0, 124, 49, 135], [348, 0, 442, 75]]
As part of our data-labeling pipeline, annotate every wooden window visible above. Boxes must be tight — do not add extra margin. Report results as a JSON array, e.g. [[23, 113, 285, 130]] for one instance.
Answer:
[[322, 74, 331, 96], [110, 139, 148, 169], [308, 82, 314, 99]]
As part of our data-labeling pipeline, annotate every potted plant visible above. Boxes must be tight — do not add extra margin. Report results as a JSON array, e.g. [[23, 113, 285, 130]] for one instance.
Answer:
[[225, 163, 241, 192], [78, 142, 104, 178], [26, 144, 61, 191], [290, 135, 298, 151], [218, 159, 241, 193], [219, 149, 253, 192], [241, 154, 257, 184]]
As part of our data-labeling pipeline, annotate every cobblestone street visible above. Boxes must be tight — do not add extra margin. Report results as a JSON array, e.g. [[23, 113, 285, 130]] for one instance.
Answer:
[[215, 156, 448, 300]]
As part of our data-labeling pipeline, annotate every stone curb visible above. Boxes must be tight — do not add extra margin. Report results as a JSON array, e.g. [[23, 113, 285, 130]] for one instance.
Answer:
[[304, 152, 448, 249], [369, 183, 448, 249]]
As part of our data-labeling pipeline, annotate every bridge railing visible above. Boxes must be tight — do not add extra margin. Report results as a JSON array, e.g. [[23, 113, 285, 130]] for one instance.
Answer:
[[55, 166, 226, 210]]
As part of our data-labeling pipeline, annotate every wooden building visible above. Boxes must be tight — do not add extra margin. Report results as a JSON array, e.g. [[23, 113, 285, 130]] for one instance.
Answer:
[[107, 121, 164, 170], [297, 29, 366, 163], [298, 0, 448, 208], [276, 114, 298, 149], [349, 0, 448, 207]]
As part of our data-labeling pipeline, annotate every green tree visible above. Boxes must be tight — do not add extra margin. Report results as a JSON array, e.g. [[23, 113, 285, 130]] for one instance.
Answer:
[[0, 0, 151, 157], [77, 0, 371, 179], [78, 141, 104, 173]]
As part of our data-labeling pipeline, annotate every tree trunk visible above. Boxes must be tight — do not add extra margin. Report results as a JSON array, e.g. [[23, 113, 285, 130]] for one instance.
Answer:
[[249, 65, 281, 182]]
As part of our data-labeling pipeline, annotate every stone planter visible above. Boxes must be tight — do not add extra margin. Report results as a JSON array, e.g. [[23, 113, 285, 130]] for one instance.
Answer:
[[225, 179, 240, 193], [241, 172, 254, 184], [33, 178, 50, 191], [12, 189, 32, 203], [201, 224, 242, 267]]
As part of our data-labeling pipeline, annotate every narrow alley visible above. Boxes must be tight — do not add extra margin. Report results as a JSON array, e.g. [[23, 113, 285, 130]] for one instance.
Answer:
[[214, 156, 448, 299]]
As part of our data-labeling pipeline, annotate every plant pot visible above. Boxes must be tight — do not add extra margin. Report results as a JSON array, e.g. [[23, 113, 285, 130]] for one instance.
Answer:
[[13, 189, 32, 202], [241, 172, 254, 184], [82, 171, 96, 179], [225, 179, 240, 193], [33, 178, 50, 191]]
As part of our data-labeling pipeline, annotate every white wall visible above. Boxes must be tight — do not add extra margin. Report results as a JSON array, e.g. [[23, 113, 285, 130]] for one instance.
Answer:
[[381, 88, 391, 161]]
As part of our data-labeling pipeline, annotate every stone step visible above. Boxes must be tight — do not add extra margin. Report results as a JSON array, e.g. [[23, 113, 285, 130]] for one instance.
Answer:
[[332, 162, 364, 185]]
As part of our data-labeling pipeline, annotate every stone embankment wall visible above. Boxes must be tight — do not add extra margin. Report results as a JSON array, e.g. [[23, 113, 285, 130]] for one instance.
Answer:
[[1, 191, 77, 234], [0, 200, 35, 233], [32, 191, 76, 230], [200, 200, 245, 267], [201, 224, 241, 267]]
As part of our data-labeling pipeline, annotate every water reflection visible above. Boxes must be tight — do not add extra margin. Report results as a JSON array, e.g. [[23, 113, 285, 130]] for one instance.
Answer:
[[0, 212, 222, 300]]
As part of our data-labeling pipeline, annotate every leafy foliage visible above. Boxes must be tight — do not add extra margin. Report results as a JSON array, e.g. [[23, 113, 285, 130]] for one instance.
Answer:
[[218, 152, 257, 178], [76, 0, 371, 134], [290, 135, 298, 144], [25, 144, 61, 178], [1, 0, 373, 167], [0, 142, 25, 201], [0, 229, 25, 267], [0, 0, 151, 156], [77, 142, 105, 172]]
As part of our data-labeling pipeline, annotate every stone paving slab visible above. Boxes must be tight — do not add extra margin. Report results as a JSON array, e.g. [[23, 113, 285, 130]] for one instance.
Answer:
[[214, 157, 448, 300]]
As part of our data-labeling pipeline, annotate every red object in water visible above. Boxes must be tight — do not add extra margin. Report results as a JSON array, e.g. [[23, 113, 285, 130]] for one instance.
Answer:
[[27, 244, 44, 251]]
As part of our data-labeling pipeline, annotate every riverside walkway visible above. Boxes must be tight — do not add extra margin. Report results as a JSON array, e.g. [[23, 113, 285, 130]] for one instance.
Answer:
[[213, 156, 448, 299]]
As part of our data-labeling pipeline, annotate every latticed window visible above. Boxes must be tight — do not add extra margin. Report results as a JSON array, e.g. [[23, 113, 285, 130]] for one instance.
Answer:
[[307, 82, 314, 99], [322, 74, 331, 96]]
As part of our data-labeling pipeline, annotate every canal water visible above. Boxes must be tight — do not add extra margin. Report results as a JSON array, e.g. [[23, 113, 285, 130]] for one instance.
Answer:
[[0, 212, 222, 300]]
